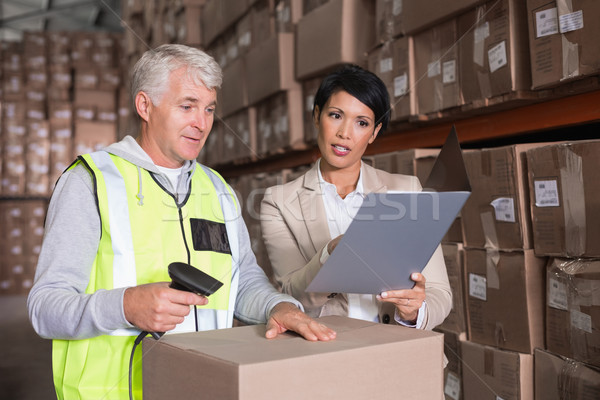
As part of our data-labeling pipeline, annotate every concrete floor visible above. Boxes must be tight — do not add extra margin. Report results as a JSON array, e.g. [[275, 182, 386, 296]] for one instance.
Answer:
[[0, 295, 55, 399]]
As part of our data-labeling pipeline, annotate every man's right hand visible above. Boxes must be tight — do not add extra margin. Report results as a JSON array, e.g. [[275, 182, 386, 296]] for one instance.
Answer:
[[123, 282, 208, 333]]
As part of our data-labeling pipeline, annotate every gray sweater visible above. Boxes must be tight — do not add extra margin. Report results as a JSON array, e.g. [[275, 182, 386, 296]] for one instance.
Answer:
[[27, 136, 300, 340]]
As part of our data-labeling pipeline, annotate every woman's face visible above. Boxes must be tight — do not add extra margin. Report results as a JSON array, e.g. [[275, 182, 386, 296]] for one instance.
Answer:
[[316, 90, 381, 174]]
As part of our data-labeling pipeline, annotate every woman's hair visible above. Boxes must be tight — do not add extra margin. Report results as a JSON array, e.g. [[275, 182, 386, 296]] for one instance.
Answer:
[[313, 64, 391, 133], [130, 44, 223, 116]]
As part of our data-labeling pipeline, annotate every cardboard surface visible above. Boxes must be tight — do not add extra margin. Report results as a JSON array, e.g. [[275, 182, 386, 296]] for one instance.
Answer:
[[465, 249, 546, 354], [461, 340, 533, 400], [143, 316, 444, 399], [526, 140, 600, 257], [461, 143, 548, 250], [534, 348, 600, 400], [438, 243, 467, 336], [458, 0, 531, 106], [296, 0, 375, 80], [545, 257, 600, 367], [527, 0, 600, 89]]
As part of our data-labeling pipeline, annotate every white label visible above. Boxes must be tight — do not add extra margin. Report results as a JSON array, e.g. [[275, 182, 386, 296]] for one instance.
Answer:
[[490, 197, 516, 223], [442, 60, 456, 84], [379, 57, 393, 74], [474, 22, 490, 43], [488, 41, 507, 73], [534, 179, 560, 207], [497, 397, 506, 400], [548, 278, 568, 311], [28, 110, 44, 120], [427, 61, 441, 78], [559, 10, 584, 33], [444, 372, 460, 400], [239, 31, 251, 48], [469, 273, 487, 301], [392, 0, 402, 16], [536, 8, 559, 38], [394, 73, 408, 97], [306, 95, 315, 112], [571, 309, 592, 333]]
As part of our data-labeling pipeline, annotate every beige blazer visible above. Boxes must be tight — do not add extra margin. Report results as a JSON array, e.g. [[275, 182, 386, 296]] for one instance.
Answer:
[[260, 162, 452, 330]]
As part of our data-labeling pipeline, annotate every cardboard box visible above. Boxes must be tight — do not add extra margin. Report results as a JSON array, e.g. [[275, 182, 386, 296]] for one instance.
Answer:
[[413, 18, 462, 115], [255, 89, 305, 156], [465, 248, 546, 354], [439, 243, 468, 336], [461, 340, 533, 400], [527, 0, 600, 89], [390, 35, 413, 121], [434, 327, 467, 400], [73, 121, 117, 157], [301, 75, 323, 145], [220, 57, 248, 117], [526, 140, 600, 257], [461, 143, 547, 250], [143, 316, 445, 399], [401, 0, 487, 35], [221, 107, 257, 163], [246, 33, 299, 105], [296, 0, 375, 80], [375, 0, 405, 43], [534, 348, 600, 400], [545, 257, 600, 368], [458, 0, 531, 107]]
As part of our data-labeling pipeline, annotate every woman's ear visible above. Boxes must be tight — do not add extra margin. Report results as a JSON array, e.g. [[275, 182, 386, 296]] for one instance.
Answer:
[[368, 123, 382, 144], [313, 105, 320, 128], [135, 91, 152, 122]]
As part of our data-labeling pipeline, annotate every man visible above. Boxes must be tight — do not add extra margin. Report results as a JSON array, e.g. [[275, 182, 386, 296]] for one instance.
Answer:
[[28, 44, 336, 399]]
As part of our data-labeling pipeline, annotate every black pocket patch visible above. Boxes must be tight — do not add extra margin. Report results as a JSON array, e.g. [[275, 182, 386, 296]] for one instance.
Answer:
[[190, 218, 231, 254]]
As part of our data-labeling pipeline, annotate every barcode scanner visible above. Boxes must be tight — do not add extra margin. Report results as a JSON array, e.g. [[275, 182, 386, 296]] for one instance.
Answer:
[[129, 262, 224, 400], [148, 262, 225, 339]]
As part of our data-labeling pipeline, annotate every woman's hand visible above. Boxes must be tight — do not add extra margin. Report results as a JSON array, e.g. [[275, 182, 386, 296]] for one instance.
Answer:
[[327, 234, 344, 254], [376, 273, 426, 324]]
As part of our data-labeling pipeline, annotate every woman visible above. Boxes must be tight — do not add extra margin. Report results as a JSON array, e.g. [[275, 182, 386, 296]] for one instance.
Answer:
[[260, 64, 451, 330]]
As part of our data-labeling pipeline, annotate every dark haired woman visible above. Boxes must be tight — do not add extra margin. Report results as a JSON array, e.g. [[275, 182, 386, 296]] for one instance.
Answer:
[[260, 64, 452, 330]]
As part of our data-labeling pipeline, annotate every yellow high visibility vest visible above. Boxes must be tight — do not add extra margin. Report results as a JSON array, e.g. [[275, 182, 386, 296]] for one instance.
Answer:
[[52, 151, 240, 399]]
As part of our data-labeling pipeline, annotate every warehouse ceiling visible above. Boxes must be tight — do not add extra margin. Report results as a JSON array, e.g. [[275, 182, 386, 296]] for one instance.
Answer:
[[0, 0, 123, 41]]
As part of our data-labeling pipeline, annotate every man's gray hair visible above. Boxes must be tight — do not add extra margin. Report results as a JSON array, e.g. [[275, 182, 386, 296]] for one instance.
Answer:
[[131, 44, 223, 115]]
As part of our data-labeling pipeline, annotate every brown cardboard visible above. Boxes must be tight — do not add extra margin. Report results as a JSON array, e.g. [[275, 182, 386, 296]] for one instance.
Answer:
[[255, 89, 305, 156], [434, 327, 467, 400], [526, 140, 600, 257], [527, 0, 600, 89], [461, 143, 548, 250], [413, 18, 462, 116], [220, 57, 248, 118], [246, 33, 299, 105], [458, 0, 531, 107], [390, 35, 414, 121], [534, 348, 600, 400], [143, 316, 445, 399], [461, 340, 533, 400], [301, 75, 323, 145], [295, 0, 375, 80], [439, 243, 468, 336], [545, 258, 600, 367], [375, 0, 405, 43], [73, 121, 117, 157], [401, 0, 487, 35], [465, 248, 546, 354]]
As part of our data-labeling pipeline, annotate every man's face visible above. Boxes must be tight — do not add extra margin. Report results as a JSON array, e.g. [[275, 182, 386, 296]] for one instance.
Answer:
[[142, 67, 217, 168]]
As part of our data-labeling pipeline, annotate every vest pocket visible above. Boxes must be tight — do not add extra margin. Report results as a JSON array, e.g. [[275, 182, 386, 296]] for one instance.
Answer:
[[190, 218, 232, 254]]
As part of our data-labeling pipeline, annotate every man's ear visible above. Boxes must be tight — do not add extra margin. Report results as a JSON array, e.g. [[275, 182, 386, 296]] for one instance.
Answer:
[[135, 91, 152, 122], [368, 123, 382, 144], [313, 105, 320, 129]]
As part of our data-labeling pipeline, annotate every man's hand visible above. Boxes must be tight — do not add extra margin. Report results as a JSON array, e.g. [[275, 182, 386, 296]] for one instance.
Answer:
[[265, 302, 337, 342], [123, 282, 208, 333], [376, 273, 427, 324]]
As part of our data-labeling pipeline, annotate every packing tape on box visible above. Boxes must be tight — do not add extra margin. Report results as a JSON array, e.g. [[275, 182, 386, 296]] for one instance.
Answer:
[[480, 211, 501, 290], [559, 148, 586, 256], [557, 0, 581, 81], [494, 320, 507, 348], [558, 358, 579, 398]]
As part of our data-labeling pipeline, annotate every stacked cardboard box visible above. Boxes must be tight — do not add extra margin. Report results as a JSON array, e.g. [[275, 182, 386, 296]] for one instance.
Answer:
[[0, 200, 47, 295]]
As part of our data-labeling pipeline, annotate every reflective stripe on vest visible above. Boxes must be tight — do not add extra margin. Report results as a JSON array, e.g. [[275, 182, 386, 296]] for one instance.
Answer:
[[52, 152, 240, 399]]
